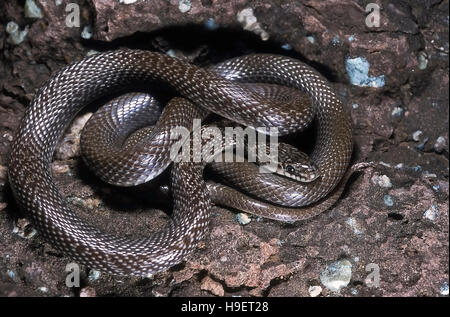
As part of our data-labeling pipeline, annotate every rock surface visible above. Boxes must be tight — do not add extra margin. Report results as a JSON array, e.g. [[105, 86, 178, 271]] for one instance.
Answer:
[[0, 0, 448, 297]]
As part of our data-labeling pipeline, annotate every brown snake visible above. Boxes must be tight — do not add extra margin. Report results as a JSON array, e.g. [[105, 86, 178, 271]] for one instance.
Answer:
[[8, 49, 366, 276]]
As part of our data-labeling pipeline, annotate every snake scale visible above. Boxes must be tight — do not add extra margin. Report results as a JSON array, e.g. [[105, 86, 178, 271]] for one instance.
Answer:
[[8, 49, 363, 276]]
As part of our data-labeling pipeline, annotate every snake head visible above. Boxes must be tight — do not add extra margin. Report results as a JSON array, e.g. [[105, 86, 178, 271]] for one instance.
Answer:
[[279, 162, 319, 182], [272, 143, 320, 183]]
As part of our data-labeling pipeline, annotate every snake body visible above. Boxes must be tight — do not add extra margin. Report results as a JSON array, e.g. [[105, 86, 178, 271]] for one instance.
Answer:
[[8, 50, 353, 276]]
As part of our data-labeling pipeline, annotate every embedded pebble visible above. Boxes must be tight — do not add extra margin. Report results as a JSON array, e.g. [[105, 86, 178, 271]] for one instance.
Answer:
[[345, 57, 385, 87], [86, 50, 100, 56], [24, 0, 43, 19], [372, 174, 392, 188], [178, 0, 191, 13], [383, 195, 394, 206], [38, 287, 48, 293], [79, 286, 96, 297], [237, 8, 269, 41], [306, 35, 315, 44], [236, 213, 251, 225], [204, 18, 218, 30], [424, 205, 439, 221], [348, 35, 355, 42], [412, 130, 423, 142], [391, 106, 404, 117], [88, 269, 101, 282], [81, 25, 93, 39], [118, 0, 137, 4], [6, 21, 29, 45], [418, 51, 428, 70], [308, 285, 322, 297], [440, 282, 449, 296], [434, 136, 446, 153], [281, 43, 292, 50], [352, 103, 359, 109], [320, 259, 352, 292]]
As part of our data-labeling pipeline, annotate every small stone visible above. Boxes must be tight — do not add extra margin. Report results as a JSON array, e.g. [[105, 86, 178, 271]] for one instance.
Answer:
[[352, 103, 359, 109], [38, 287, 48, 293], [306, 35, 315, 44], [88, 269, 101, 282], [86, 50, 100, 56], [79, 286, 96, 297], [383, 195, 394, 207], [348, 35, 355, 42], [434, 136, 446, 153], [391, 106, 404, 117], [345, 56, 385, 88], [412, 130, 423, 142], [24, 0, 44, 19], [178, 0, 191, 13], [201, 276, 224, 296], [236, 213, 251, 225], [237, 8, 269, 41], [81, 25, 93, 39], [424, 204, 439, 221], [281, 43, 292, 50], [204, 18, 218, 30], [6, 21, 29, 45], [418, 51, 428, 70], [320, 259, 352, 293], [118, 0, 137, 4], [308, 285, 322, 297], [372, 174, 392, 188], [440, 282, 449, 296]]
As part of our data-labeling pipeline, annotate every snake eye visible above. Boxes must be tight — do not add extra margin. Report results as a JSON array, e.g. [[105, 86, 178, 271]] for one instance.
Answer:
[[286, 165, 295, 174]]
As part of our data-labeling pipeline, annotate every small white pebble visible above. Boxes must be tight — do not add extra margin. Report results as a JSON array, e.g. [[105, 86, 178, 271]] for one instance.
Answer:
[[412, 130, 423, 142], [81, 25, 93, 39], [424, 205, 439, 221], [391, 106, 404, 117], [372, 174, 392, 188], [320, 260, 352, 293], [440, 282, 449, 295], [178, 0, 191, 13], [24, 0, 43, 19], [434, 136, 446, 153], [308, 285, 322, 297], [236, 213, 251, 225]]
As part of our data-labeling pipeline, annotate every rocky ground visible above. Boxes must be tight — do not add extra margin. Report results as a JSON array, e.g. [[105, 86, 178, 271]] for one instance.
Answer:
[[0, 0, 448, 297]]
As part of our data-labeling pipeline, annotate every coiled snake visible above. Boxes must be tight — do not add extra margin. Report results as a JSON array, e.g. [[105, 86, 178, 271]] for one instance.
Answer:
[[8, 49, 367, 276]]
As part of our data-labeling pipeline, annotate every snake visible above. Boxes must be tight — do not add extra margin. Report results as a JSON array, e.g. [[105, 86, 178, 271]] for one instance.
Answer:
[[8, 49, 364, 276]]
